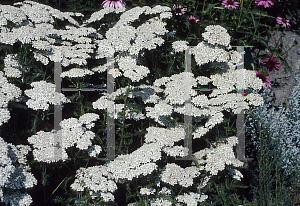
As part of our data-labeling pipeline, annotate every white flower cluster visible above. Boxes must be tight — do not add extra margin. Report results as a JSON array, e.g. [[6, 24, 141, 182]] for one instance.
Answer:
[[116, 6, 149, 26], [87, 145, 102, 158], [3, 54, 22, 78], [226, 166, 244, 181], [24, 80, 71, 111], [105, 143, 162, 183], [0, 1, 271, 204], [0, 1, 98, 68], [172, 40, 189, 53], [176, 192, 208, 206], [162, 145, 189, 157], [70, 165, 117, 202], [192, 136, 244, 176], [116, 56, 150, 82], [60, 68, 94, 78], [150, 198, 172, 206], [144, 126, 186, 147], [144, 5, 171, 15], [159, 12, 173, 20], [160, 163, 201, 187], [158, 187, 172, 195], [202, 25, 231, 48], [0, 71, 22, 126], [27, 113, 99, 163], [140, 187, 156, 195], [0, 137, 37, 206], [191, 42, 231, 66], [83, 7, 115, 24], [90, 6, 169, 83]]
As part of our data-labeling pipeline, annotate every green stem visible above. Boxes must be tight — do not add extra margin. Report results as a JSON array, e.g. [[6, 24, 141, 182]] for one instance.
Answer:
[[276, 44, 297, 58], [270, 35, 285, 58], [194, 0, 200, 15], [118, 87, 131, 154], [186, 30, 191, 40], [246, 0, 254, 13], [202, 0, 206, 12], [31, 110, 40, 134], [268, 28, 279, 43], [251, 10, 261, 42], [236, 0, 244, 30]]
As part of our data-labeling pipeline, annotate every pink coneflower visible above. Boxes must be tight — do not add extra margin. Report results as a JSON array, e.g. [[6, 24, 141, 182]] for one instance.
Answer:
[[261, 55, 282, 73], [276, 17, 291, 28], [102, 0, 126, 9], [172, 4, 186, 15], [221, 0, 239, 9], [254, 0, 275, 8], [254, 70, 271, 89], [187, 15, 200, 24]]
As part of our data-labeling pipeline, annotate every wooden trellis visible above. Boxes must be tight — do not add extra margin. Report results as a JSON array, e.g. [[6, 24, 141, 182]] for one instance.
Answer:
[[174, 46, 254, 169], [54, 46, 254, 168]]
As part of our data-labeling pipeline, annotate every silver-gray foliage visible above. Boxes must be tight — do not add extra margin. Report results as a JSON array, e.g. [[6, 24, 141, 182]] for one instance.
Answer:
[[244, 59, 300, 179]]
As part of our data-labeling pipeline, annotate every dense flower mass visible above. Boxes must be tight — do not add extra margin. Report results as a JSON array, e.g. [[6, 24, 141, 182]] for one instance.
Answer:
[[0, 71, 22, 126], [24, 81, 71, 111], [201, 25, 231, 47], [0, 1, 278, 205], [0, 137, 37, 206], [27, 113, 99, 163]]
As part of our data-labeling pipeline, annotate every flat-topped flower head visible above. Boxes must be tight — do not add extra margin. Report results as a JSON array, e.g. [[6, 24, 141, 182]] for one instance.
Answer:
[[276, 17, 291, 28], [254, 70, 271, 89], [222, 0, 239, 9], [102, 0, 126, 9], [261, 55, 282, 73], [172, 4, 185, 15], [255, 0, 275, 8]]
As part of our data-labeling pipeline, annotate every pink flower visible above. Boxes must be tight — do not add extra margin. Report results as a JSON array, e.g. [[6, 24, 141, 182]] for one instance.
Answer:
[[221, 0, 239, 9], [254, 70, 271, 89], [254, 0, 275, 8], [172, 4, 186, 15], [102, 0, 126, 9], [261, 55, 282, 74], [187, 15, 200, 24], [276, 17, 291, 28]]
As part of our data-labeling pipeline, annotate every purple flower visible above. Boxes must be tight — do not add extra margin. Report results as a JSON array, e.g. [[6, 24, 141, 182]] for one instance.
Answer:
[[172, 4, 186, 15], [187, 15, 200, 24], [222, 0, 239, 9], [102, 0, 126, 9], [276, 17, 291, 28], [254, 70, 272, 89], [254, 0, 275, 8], [261, 55, 282, 74]]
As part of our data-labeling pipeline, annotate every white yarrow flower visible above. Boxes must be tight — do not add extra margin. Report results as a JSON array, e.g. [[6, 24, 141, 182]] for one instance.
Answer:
[[172, 40, 189, 53]]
